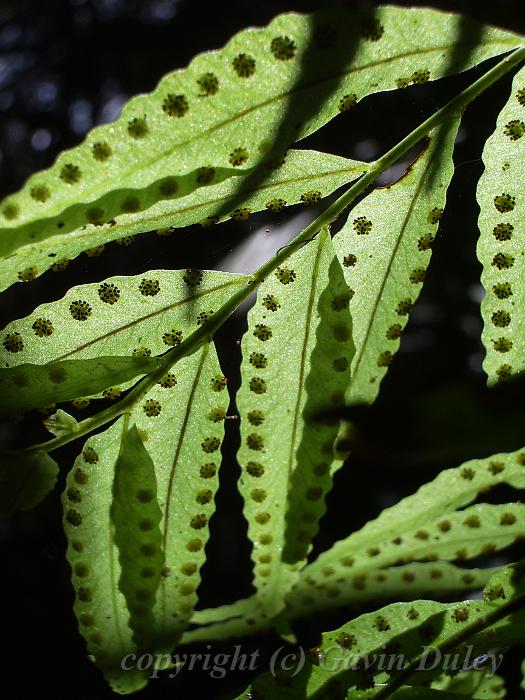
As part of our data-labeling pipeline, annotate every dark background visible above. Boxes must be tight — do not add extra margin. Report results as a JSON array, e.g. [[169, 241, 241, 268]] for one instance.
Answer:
[[1, 0, 524, 698]]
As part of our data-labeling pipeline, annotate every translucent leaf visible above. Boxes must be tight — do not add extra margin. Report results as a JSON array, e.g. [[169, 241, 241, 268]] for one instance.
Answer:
[[0, 450, 58, 521], [236, 228, 354, 617], [62, 419, 148, 693], [477, 65, 525, 385], [298, 447, 525, 586], [111, 423, 164, 651], [432, 670, 506, 698], [286, 562, 496, 621], [0, 269, 248, 377], [236, 562, 525, 699], [125, 341, 229, 652], [0, 356, 160, 415], [0, 150, 366, 293], [332, 117, 459, 404], [1, 7, 520, 289]]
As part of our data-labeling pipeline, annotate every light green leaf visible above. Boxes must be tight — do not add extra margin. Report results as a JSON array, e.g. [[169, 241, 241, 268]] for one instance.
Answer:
[[126, 341, 230, 652], [0, 269, 248, 376], [299, 448, 525, 585], [332, 117, 460, 404], [432, 670, 506, 698], [0, 449, 58, 521], [0, 356, 160, 415], [236, 228, 354, 617], [111, 423, 164, 651], [44, 409, 79, 437], [477, 65, 525, 385], [1, 7, 520, 289], [62, 419, 148, 693]]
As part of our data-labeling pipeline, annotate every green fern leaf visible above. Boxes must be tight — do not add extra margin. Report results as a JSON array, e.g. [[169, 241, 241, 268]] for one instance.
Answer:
[[332, 117, 459, 404], [298, 448, 525, 586], [0, 356, 160, 415], [62, 419, 149, 694], [236, 227, 354, 617], [0, 450, 58, 521], [432, 670, 506, 698], [1, 7, 520, 290], [0, 150, 366, 293], [477, 65, 525, 385]]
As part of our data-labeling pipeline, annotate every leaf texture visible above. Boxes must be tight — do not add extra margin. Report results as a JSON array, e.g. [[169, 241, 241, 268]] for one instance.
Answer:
[[1, 7, 520, 289], [236, 228, 354, 617], [332, 117, 460, 404], [477, 65, 525, 385], [0, 450, 58, 521]]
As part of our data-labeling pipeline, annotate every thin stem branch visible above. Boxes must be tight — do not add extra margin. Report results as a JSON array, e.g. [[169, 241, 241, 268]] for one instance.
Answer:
[[19, 45, 525, 457]]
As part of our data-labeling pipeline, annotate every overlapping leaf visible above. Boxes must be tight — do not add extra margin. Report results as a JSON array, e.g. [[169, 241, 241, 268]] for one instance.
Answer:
[[332, 117, 459, 405], [236, 228, 354, 617], [477, 65, 525, 385], [236, 562, 525, 699], [297, 447, 525, 587], [1, 7, 521, 290], [0, 449, 58, 521]]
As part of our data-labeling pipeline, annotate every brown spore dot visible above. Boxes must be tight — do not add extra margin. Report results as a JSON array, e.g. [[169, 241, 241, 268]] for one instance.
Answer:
[[407, 607, 420, 620], [247, 433, 264, 451], [455, 548, 468, 559], [313, 463, 329, 477], [197, 72, 219, 95], [367, 546, 380, 557], [82, 446, 98, 464], [452, 606, 470, 623], [496, 364, 513, 381], [248, 410, 265, 426], [306, 487, 322, 501], [79, 613, 95, 627], [259, 532, 272, 544], [132, 347, 152, 357], [484, 583, 505, 602], [503, 119, 525, 140], [437, 520, 451, 532], [102, 387, 121, 401], [493, 283, 512, 299], [208, 407, 226, 422], [196, 489, 213, 505], [136, 489, 154, 503], [463, 515, 480, 528], [265, 198, 287, 213], [230, 207, 250, 221], [333, 324, 350, 342], [247, 462, 264, 477], [343, 253, 357, 267], [97, 282, 120, 304], [2, 202, 19, 220], [197, 311, 214, 326], [127, 117, 148, 138], [429, 568, 443, 579], [85, 245, 105, 257], [516, 452, 525, 466], [270, 35, 296, 60], [74, 468, 89, 485], [255, 511, 271, 525], [202, 437, 220, 453], [143, 400, 162, 417], [403, 571, 415, 582], [190, 514, 207, 529], [18, 266, 38, 282], [211, 375, 227, 392], [77, 587, 93, 602], [120, 197, 140, 214], [253, 324, 272, 342], [300, 190, 322, 205], [377, 351, 393, 367], [249, 377, 267, 394], [491, 310, 511, 327], [199, 463, 217, 479], [427, 207, 443, 224], [353, 216, 372, 235], [180, 562, 198, 576], [417, 233, 434, 251], [139, 278, 160, 296], [66, 509, 82, 526], [60, 163, 81, 184], [162, 93, 189, 117], [341, 555, 354, 567], [332, 357, 348, 372], [196, 166, 215, 185], [386, 324, 402, 340], [162, 329, 183, 346], [331, 293, 351, 311], [492, 223, 514, 241], [493, 194, 516, 212], [2, 332, 24, 353], [500, 512, 516, 525], [52, 258, 70, 272], [232, 53, 256, 77], [339, 93, 357, 112], [492, 337, 512, 353], [409, 267, 426, 284], [414, 529, 429, 540], [251, 489, 267, 503], [30, 184, 51, 202], [48, 364, 67, 384], [396, 298, 413, 316], [159, 177, 179, 198], [140, 543, 157, 557], [186, 538, 203, 552], [200, 216, 219, 228], [336, 632, 356, 648], [69, 300, 92, 321], [229, 147, 248, 167], [411, 69, 430, 84], [361, 16, 384, 40], [74, 563, 90, 578], [67, 487, 82, 503], [32, 318, 54, 337], [138, 519, 154, 532], [517, 88, 525, 106], [275, 267, 296, 284], [374, 615, 390, 631], [91, 141, 112, 161]]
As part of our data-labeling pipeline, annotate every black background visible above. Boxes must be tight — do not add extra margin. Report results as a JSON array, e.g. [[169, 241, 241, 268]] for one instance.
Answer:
[[1, 0, 525, 698]]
